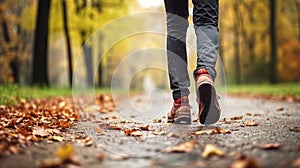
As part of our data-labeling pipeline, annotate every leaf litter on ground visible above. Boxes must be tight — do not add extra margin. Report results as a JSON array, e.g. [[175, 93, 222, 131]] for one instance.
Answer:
[[0, 94, 116, 155], [195, 127, 231, 135]]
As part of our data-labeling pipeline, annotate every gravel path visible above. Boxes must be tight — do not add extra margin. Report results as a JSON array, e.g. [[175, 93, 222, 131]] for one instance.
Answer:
[[0, 96, 299, 168]]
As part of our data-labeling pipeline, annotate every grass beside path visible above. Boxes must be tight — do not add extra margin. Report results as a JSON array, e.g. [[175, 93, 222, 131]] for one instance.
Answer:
[[0, 84, 110, 106], [227, 83, 300, 96], [1, 83, 299, 105]]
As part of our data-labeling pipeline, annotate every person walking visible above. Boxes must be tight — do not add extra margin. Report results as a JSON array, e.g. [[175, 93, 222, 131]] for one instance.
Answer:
[[165, 0, 221, 125]]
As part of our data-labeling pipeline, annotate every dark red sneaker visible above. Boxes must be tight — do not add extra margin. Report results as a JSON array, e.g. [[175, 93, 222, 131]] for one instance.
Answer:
[[195, 68, 220, 125], [167, 96, 191, 124]]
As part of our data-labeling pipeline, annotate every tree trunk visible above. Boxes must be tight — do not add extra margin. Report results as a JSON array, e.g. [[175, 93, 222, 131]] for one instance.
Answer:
[[83, 45, 94, 87], [269, 0, 277, 84], [32, 0, 51, 86], [9, 58, 19, 83], [80, 30, 94, 87], [1, 22, 10, 43], [0, 7, 10, 45], [97, 33, 104, 87], [62, 0, 73, 87]]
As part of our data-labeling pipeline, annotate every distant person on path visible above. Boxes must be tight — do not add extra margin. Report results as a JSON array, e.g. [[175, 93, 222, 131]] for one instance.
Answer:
[[165, 0, 220, 124]]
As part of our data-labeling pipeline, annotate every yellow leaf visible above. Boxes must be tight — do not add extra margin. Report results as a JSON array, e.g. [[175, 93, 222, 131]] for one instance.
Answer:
[[56, 144, 74, 160], [202, 144, 225, 158], [52, 136, 64, 142], [195, 129, 214, 135], [166, 141, 195, 153], [213, 128, 231, 134], [95, 127, 105, 135], [243, 120, 258, 126]]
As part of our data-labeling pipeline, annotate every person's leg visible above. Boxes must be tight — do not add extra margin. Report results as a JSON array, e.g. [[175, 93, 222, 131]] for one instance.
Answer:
[[192, 0, 220, 124], [164, 0, 191, 124], [192, 0, 219, 80], [164, 0, 190, 99]]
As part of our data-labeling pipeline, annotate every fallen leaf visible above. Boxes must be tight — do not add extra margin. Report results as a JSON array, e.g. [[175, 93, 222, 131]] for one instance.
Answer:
[[111, 116, 118, 119], [0, 96, 81, 155], [83, 137, 93, 146], [230, 157, 260, 168], [153, 130, 166, 135], [153, 118, 162, 123], [166, 141, 195, 153], [202, 144, 225, 158], [259, 143, 281, 150], [131, 131, 143, 137], [231, 116, 243, 120], [58, 101, 66, 108], [95, 127, 105, 135], [40, 158, 62, 168], [56, 144, 74, 160], [243, 120, 258, 126], [289, 126, 300, 132], [67, 154, 81, 166], [32, 127, 49, 137], [195, 128, 231, 135], [100, 108, 109, 113], [246, 113, 261, 117], [140, 125, 149, 131], [276, 107, 284, 111], [0, 105, 7, 110], [97, 152, 105, 161], [219, 118, 226, 122], [109, 125, 122, 130], [120, 119, 128, 124], [51, 136, 64, 142], [8, 145, 20, 154], [292, 158, 300, 167], [124, 129, 137, 136], [213, 127, 231, 134], [230, 153, 261, 168], [224, 120, 234, 124], [109, 154, 129, 160], [195, 129, 214, 135]]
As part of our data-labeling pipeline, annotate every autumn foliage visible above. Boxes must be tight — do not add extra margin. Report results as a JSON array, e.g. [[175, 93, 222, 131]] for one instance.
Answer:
[[279, 39, 300, 81], [0, 97, 79, 155]]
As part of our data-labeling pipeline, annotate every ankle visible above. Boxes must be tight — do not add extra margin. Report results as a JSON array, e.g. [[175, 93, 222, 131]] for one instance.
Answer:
[[195, 68, 210, 81], [174, 96, 189, 106]]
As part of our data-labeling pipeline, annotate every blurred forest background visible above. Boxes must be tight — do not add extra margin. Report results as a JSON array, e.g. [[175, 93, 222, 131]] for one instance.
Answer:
[[0, 0, 299, 88]]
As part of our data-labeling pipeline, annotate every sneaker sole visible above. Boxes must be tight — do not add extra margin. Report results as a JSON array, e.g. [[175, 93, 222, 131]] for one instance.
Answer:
[[174, 111, 191, 125], [198, 83, 220, 125]]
